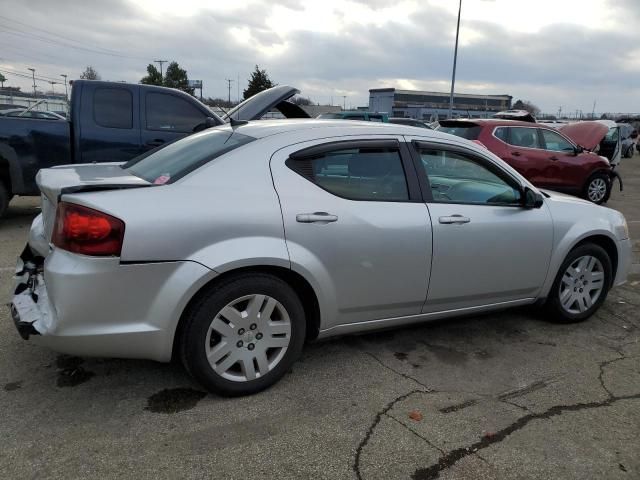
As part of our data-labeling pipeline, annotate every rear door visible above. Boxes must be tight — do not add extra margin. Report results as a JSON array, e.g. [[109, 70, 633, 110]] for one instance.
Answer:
[[270, 136, 432, 330], [77, 84, 142, 163], [408, 139, 553, 312], [140, 90, 209, 151]]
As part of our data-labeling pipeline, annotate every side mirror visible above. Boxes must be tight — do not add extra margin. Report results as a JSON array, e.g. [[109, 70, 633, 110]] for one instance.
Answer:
[[573, 145, 584, 155], [522, 187, 544, 209]]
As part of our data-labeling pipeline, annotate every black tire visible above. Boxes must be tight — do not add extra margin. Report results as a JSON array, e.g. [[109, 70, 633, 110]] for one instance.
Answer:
[[583, 172, 611, 204], [180, 273, 306, 396], [546, 243, 612, 323], [0, 181, 11, 218]]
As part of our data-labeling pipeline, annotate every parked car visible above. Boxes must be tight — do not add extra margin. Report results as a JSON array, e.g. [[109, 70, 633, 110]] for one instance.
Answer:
[[619, 123, 636, 158], [493, 109, 536, 123], [437, 119, 618, 204], [388, 117, 432, 129], [317, 111, 389, 122], [0, 81, 309, 217], [11, 120, 631, 395]]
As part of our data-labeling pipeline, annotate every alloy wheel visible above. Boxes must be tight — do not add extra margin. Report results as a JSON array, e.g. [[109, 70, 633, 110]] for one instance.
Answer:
[[558, 255, 605, 314], [205, 294, 292, 382], [587, 178, 607, 203]]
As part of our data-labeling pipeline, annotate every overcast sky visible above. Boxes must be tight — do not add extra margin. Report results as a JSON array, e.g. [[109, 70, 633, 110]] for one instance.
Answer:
[[1, 0, 639, 114]]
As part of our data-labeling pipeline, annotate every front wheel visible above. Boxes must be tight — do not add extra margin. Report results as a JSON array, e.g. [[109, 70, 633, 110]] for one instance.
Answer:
[[546, 243, 612, 323], [180, 273, 306, 396], [583, 173, 611, 204]]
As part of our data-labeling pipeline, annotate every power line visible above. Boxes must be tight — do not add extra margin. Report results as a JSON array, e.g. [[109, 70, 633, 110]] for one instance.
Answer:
[[0, 68, 64, 85], [0, 64, 64, 83], [0, 14, 125, 56], [0, 25, 148, 60]]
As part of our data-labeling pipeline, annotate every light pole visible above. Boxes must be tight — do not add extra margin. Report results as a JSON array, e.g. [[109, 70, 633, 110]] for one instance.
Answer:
[[448, 0, 462, 119], [61, 74, 68, 101], [342, 95, 347, 110], [48, 81, 57, 95], [28, 67, 36, 98]]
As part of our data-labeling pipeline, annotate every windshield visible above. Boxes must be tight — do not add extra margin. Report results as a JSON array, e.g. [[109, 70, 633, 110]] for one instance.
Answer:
[[124, 129, 255, 184]]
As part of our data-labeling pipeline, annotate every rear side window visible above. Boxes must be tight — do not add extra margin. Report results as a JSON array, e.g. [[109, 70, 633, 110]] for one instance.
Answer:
[[146, 93, 207, 133], [94, 88, 133, 129], [125, 129, 254, 184], [288, 147, 409, 201], [508, 127, 541, 149], [437, 122, 482, 140]]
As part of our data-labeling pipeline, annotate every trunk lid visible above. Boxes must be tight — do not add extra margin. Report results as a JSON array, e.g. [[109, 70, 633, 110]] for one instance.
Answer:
[[222, 85, 310, 121], [36, 162, 150, 243]]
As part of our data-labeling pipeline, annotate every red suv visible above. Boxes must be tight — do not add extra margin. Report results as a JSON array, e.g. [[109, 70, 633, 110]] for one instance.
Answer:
[[437, 119, 614, 204]]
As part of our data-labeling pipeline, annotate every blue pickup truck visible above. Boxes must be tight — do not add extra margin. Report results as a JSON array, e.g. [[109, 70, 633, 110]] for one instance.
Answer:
[[0, 81, 307, 216]]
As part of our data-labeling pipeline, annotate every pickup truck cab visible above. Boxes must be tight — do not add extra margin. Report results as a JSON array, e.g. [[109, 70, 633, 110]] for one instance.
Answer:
[[0, 81, 220, 216]]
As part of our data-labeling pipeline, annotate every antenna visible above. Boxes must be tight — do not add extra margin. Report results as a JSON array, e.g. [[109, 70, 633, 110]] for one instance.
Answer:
[[154, 60, 168, 77]]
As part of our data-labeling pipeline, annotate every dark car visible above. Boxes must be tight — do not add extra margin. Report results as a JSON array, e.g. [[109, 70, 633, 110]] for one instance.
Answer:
[[437, 119, 615, 204], [388, 117, 431, 129]]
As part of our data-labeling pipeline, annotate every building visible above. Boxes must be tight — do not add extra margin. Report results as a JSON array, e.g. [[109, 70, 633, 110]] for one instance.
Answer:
[[369, 88, 512, 122]]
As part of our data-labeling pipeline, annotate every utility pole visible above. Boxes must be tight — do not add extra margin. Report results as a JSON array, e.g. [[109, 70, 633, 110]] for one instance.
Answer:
[[225, 78, 233, 103], [48, 81, 57, 95], [154, 59, 168, 78], [60, 74, 68, 101], [448, 0, 462, 119], [591, 100, 596, 119], [237, 73, 240, 103], [28, 67, 36, 98], [342, 95, 347, 110]]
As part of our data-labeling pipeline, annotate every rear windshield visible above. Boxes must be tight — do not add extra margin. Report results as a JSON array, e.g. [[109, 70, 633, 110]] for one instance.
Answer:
[[437, 122, 482, 140], [124, 129, 254, 184]]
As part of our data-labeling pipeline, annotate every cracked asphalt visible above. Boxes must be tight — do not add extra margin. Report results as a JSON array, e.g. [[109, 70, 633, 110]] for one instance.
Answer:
[[1, 158, 639, 479]]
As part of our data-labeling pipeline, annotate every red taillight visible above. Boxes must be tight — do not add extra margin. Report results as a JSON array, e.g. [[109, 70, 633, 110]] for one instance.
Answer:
[[52, 202, 125, 256]]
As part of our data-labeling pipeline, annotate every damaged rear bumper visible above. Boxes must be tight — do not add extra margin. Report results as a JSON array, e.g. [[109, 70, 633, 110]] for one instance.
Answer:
[[10, 246, 50, 339], [8, 244, 216, 362]]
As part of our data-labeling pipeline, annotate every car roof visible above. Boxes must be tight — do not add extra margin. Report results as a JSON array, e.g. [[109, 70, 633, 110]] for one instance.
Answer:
[[210, 119, 446, 139], [442, 118, 544, 128]]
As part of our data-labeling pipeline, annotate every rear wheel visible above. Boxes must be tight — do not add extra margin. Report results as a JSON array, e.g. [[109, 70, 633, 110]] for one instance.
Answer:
[[180, 273, 306, 396], [546, 243, 612, 323], [0, 181, 11, 218], [583, 173, 611, 204]]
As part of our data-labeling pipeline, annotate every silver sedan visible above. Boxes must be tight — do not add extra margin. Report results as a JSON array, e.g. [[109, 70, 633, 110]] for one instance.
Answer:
[[11, 120, 632, 395]]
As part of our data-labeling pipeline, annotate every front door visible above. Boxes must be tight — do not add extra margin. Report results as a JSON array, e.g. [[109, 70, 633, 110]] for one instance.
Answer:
[[409, 140, 554, 312], [270, 137, 432, 330], [537, 128, 583, 190]]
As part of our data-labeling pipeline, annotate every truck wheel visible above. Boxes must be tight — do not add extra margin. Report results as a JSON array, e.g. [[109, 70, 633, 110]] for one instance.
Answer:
[[0, 182, 11, 218], [583, 173, 611, 204], [545, 243, 612, 323], [179, 273, 306, 396]]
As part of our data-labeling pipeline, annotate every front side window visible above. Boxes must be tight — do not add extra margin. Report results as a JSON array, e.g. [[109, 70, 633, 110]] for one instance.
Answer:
[[288, 146, 409, 201], [418, 148, 521, 205], [94, 88, 133, 129], [146, 93, 207, 133], [540, 129, 574, 152], [508, 127, 540, 149]]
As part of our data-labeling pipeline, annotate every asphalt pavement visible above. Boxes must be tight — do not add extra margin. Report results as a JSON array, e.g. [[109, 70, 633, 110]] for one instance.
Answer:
[[1, 157, 639, 479]]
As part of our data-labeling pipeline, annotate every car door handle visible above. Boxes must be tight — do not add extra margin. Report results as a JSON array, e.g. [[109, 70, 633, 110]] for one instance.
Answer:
[[549, 156, 559, 161], [511, 151, 522, 157], [145, 139, 165, 147], [439, 215, 470, 224], [296, 212, 338, 223]]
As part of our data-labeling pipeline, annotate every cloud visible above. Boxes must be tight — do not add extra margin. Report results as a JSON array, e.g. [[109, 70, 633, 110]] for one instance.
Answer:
[[1, 0, 638, 113]]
